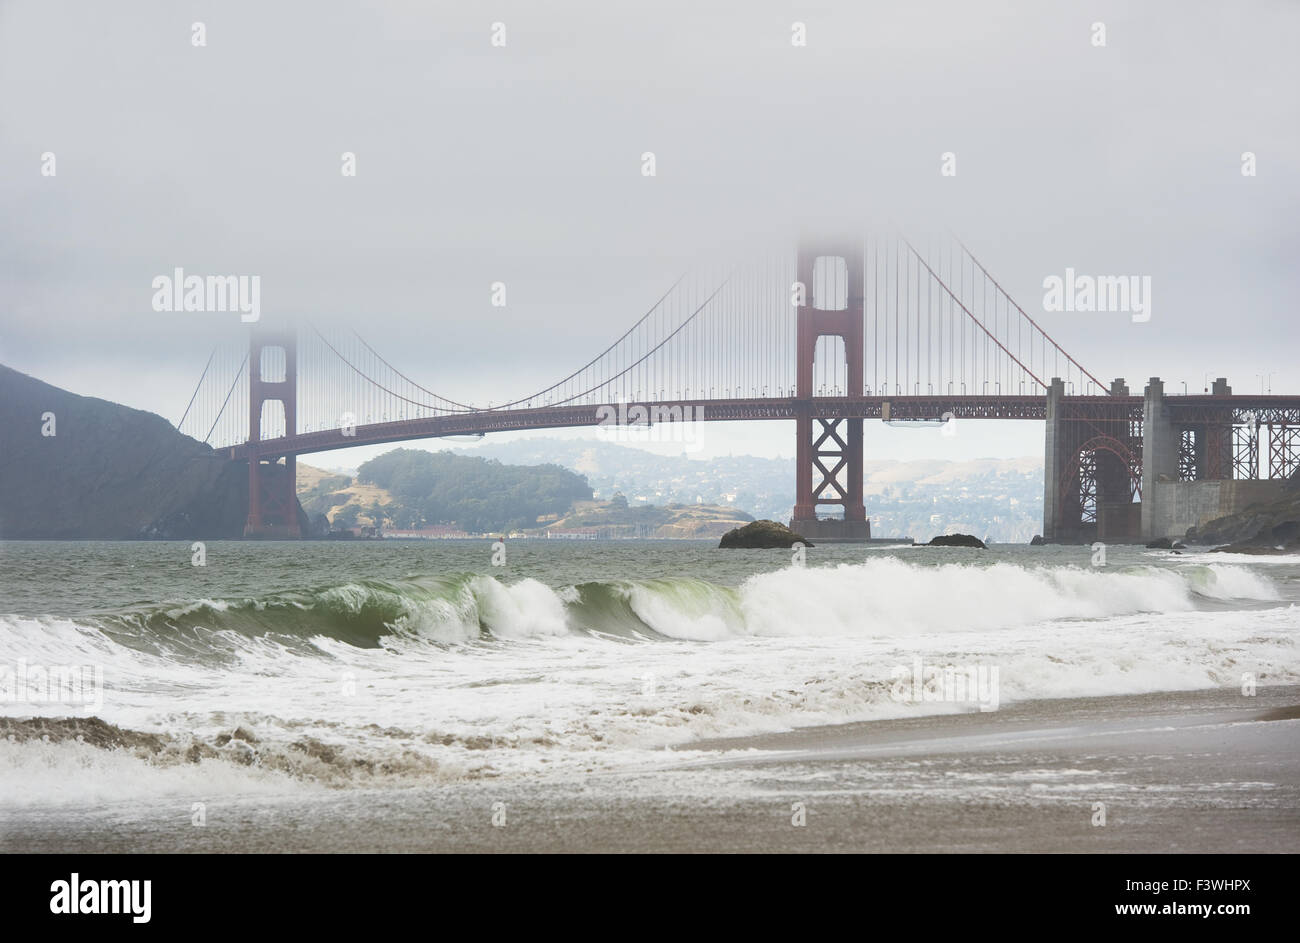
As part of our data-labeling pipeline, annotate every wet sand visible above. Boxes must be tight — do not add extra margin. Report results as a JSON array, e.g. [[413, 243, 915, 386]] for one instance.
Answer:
[[5, 687, 1298, 853]]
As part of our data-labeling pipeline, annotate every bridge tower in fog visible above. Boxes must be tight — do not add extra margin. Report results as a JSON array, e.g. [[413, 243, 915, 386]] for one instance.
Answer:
[[244, 325, 300, 537], [791, 238, 869, 541]]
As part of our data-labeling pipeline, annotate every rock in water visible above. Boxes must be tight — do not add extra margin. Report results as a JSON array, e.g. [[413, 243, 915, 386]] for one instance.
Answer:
[[1146, 537, 1175, 549], [926, 533, 986, 549], [1029, 535, 1045, 546], [718, 520, 812, 549]]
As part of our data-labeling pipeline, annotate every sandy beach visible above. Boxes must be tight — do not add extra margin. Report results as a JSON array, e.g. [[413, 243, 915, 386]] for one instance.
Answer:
[[6, 685, 1297, 853]]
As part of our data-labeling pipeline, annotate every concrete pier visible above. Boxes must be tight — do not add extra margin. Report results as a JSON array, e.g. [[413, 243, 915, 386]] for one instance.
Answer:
[[1139, 377, 1178, 540], [1042, 378, 1066, 542]]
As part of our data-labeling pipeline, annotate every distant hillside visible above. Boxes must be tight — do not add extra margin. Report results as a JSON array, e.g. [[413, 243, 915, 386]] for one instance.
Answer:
[[0, 364, 277, 539], [297, 461, 755, 538], [547, 499, 753, 539], [451, 439, 792, 521], [353, 448, 594, 534], [297, 463, 392, 529], [450, 438, 1045, 542]]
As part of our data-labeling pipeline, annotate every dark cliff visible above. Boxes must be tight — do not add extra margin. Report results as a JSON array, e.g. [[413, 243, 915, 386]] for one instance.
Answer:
[[0, 364, 295, 539]]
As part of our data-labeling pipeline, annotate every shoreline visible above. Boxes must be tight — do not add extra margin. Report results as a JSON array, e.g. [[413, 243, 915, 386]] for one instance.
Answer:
[[5, 686, 1297, 853], [680, 684, 1300, 756]]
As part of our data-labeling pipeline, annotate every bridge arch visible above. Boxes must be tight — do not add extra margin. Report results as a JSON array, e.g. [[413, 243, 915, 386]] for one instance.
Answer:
[[1060, 434, 1142, 527]]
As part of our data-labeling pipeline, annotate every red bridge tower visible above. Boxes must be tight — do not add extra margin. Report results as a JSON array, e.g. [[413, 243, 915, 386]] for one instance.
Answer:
[[789, 238, 870, 541], [244, 325, 301, 537]]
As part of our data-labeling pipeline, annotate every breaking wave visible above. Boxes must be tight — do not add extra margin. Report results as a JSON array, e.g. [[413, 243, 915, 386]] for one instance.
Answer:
[[3, 559, 1284, 659]]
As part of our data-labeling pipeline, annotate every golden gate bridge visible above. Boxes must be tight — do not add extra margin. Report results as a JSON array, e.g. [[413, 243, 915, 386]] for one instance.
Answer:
[[175, 233, 1300, 542]]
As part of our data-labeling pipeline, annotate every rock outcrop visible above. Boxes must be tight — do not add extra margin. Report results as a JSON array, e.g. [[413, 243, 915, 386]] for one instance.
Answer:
[[1210, 520, 1300, 555], [925, 533, 987, 549], [0, 364, 304, 538], [1186, 487, 1300, 546], [1145, 537, 1186, 550], [718, 519, 812, 549]]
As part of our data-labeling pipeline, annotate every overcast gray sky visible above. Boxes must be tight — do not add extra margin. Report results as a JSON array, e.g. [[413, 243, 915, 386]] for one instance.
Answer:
[[2, 0, 1296, 464]]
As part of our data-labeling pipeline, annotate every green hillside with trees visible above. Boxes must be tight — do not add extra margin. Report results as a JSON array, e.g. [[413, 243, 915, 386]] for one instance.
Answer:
[[357, 448, 593, 533]]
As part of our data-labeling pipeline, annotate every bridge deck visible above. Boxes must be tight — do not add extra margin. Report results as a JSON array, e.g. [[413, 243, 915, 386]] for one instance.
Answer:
[[226, 394, 1300, 460]]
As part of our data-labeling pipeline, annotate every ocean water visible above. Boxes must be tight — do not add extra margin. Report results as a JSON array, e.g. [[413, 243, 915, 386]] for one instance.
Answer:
[[1, 539, 1297, 807]]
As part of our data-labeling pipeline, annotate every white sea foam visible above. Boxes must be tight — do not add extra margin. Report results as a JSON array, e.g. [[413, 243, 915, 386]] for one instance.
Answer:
[[2, 560, 1297, 801], [621, 559, 1278, 640], [0, 738, 308, 806], [469, 576, 571, 638]]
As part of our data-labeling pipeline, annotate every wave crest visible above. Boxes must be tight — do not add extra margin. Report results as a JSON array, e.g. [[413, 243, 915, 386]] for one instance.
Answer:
[[6, 560, 1284, 658]]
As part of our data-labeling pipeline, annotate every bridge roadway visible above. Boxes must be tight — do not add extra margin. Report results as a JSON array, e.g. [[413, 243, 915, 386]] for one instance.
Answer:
[[227, 393, 1300, 461]]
